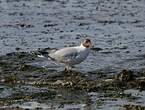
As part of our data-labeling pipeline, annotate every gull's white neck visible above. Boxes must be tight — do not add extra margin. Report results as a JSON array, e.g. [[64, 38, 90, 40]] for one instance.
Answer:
[[80, 43, 90, 49], [80, 44, 86, 48]]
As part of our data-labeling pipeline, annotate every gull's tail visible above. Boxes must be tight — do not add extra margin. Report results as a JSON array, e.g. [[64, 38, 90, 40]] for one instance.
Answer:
[[38, 50, 55, 61], [38, 51, 49, 57]]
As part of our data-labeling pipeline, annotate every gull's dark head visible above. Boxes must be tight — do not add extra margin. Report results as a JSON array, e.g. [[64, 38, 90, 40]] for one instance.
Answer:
[[81, 38, 92, 48]]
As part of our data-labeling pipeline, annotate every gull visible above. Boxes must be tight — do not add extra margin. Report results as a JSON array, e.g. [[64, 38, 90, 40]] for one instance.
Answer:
[[39, 38, 92, 71]]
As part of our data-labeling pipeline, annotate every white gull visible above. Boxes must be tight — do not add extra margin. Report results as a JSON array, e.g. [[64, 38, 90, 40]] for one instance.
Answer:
[[39, 38, 92, 71]]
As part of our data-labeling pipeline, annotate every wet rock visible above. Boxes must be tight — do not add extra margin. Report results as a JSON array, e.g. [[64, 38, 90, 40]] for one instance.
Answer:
[[137, 79, 145, 91], [115, 69, 135, 82], [124, 104, 145, 110]]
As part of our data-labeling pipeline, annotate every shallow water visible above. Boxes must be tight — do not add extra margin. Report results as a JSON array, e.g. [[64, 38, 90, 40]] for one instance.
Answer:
[[0, 0, 145, 72], [0, 0, 145, 109]]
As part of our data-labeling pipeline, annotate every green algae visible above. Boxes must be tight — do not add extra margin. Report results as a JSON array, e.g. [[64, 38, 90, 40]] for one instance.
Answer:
[[0, 51, 145, 91], [0, 51, 145, 109]]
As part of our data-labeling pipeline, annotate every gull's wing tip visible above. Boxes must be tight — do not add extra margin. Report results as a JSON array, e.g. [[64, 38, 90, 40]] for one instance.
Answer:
[[37, 54, 45, 58]]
